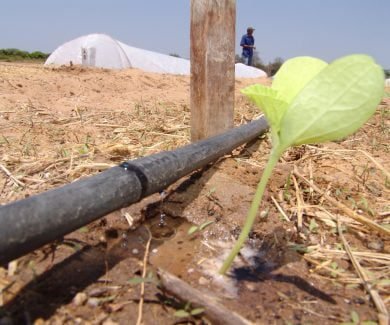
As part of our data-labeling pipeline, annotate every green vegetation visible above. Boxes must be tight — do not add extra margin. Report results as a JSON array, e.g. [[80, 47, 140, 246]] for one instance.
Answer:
[[340, 310, 378, 325], [187, 220, 214, 235], [174, 302, 204, 319], [0, 48, 50, 62], [384, 69, 390, 78], [220, 54, 384, 274], [128, 271, 157, 285]]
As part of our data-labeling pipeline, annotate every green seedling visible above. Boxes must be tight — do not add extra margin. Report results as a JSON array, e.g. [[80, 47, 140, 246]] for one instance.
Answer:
[[334, 188, 343, 197], [287, 243, 311, 254], [359, 162, 371, 186], [358, 196, 375, 216], [128, 270, 157, 285], [220, 54, 384, 274], [174, 302, 204, 318], [330, 261, 340, 278], [348, 197, 358, 210], [309, 218, 319, 233], [60, 148, 69, 158], [188, 220, 214, 235], [339, 310, 378, 325], [78, 143, 89, 155], [206, 187, 216, 196], [1, 135, 10, 145]]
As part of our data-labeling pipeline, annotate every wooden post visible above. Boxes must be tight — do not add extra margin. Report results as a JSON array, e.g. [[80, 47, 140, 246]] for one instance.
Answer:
[[190, 0, 236, 141]]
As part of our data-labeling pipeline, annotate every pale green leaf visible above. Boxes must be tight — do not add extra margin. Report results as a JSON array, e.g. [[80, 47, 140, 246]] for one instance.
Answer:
[[199, 220, 214, 230], [241, 84, 288, 133], [272, 56, 327, 103], [351, 310, 359, 323], [190, 307, 205, 316], [309, 219, 318, 232], [279, 55, 384, 149], [174, 310, 190, 318], [241, 57, 326, 134], [188, 225, 199, 235], [127, 277, 146, 285]]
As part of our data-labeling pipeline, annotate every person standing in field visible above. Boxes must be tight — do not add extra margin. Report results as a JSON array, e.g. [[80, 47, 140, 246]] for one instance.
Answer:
[[240, 27, 256, 66]]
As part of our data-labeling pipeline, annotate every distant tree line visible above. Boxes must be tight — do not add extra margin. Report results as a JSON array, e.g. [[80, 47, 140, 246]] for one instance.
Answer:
[[385, 69, 390, 78], [0, 48, 50, 61], [169, 52, 283, 76], [235, 51, 283, 76]]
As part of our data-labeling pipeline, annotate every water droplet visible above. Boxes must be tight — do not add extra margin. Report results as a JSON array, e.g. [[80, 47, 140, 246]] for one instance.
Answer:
[[150, 219, 176, 240], [159, 190, 168, 200], [159, 213, 166, 226]]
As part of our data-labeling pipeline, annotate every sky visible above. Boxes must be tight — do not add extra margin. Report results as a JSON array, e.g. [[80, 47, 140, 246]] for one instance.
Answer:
[[1, 0, 389, 68]]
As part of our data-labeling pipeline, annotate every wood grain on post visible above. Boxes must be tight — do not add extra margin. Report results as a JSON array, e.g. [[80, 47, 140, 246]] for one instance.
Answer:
[[190, 0, 236, 141]]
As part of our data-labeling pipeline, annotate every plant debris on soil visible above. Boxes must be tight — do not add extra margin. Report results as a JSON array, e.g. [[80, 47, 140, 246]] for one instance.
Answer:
[[0, 62, 389, 325]]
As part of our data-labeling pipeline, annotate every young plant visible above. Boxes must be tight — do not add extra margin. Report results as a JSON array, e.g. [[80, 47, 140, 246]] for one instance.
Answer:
[[128, 270, 158, 285], [174, 302, 204, 319], [219, 54, 384, 274], [187, 220, 214, 235], [340, 310, 378, 325]]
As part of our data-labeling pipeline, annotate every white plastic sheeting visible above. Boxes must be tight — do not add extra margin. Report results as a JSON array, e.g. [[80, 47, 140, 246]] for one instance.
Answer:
[[118, 41, 190, 75], [235, 63, 267, 78], [45, 34, 131, 69], [385, 79, 390, 87], [45, 33, 267, 78]]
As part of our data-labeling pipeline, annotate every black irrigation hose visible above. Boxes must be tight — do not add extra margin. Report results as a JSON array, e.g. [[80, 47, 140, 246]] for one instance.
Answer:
[[0, 117, 268, 265]]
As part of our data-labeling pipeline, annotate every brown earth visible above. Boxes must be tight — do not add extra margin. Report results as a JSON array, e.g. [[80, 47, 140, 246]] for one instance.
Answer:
[[0, 62, 389, 325]]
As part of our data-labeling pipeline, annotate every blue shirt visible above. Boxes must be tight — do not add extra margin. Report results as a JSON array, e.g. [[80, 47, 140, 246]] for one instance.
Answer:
[[240, 34, 255, 58]]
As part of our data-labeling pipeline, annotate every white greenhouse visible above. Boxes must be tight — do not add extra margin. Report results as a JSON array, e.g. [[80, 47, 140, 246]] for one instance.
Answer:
[[45, 33, 267, 78]]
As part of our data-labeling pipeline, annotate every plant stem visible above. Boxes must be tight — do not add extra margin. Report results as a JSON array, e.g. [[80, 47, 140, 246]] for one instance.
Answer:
[[219, 148, 282, 274]]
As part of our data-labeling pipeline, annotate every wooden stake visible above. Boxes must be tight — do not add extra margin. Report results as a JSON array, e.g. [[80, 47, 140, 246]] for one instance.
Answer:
[[190, 0, 236, 141]]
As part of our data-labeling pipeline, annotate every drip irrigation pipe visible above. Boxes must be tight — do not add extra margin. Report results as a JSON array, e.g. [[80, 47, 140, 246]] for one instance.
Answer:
[[0, 117, 268, 265]]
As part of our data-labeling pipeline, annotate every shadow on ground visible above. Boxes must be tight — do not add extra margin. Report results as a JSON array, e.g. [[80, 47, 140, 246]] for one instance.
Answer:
[[232, 228, 336, 304]]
